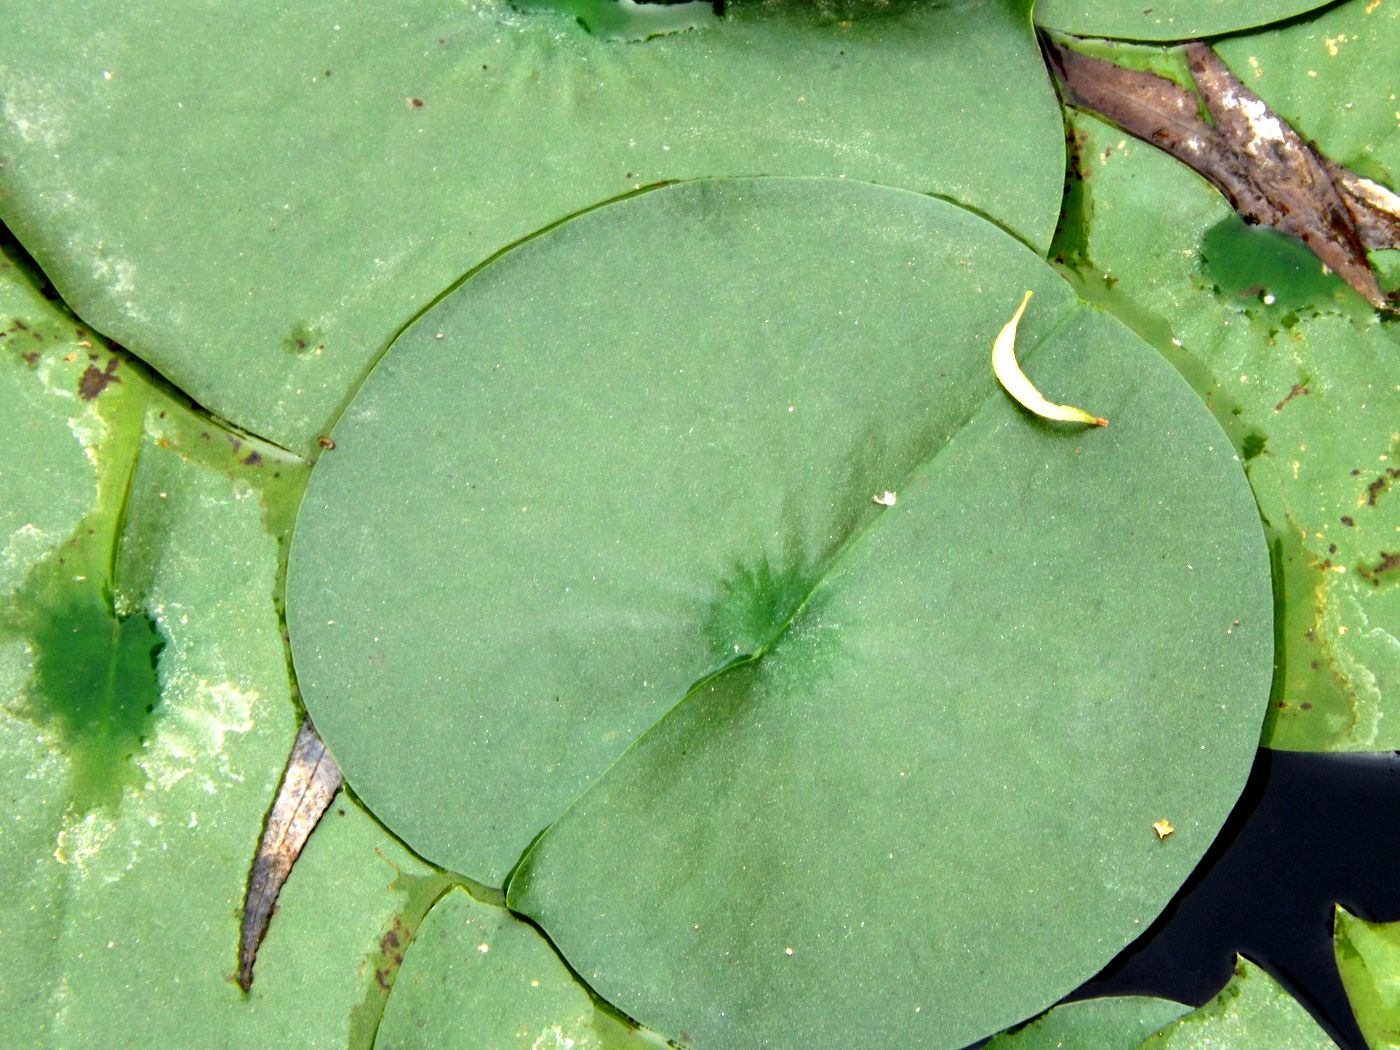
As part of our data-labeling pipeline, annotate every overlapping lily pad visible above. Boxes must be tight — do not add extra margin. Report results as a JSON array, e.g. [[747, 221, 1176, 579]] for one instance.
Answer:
[[288, 176, 1272, 1047], [1057, 105, 1398, 751], [0, 0, 1063, 453], [1140, 958, 1336, 1048], [375, 887, 665, 1049], [985, 996, 1192, 1048], [0, 238, 453, 1047]]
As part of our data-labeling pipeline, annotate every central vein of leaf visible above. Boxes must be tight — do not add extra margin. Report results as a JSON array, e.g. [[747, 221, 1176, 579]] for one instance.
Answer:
[[723, 303, 1084, 672]]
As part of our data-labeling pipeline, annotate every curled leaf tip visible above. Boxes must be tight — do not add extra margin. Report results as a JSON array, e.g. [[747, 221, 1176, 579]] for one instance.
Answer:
[[991, 290, 1107, 428]]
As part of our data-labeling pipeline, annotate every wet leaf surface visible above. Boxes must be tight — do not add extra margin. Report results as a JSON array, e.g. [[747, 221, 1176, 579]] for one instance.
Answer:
[[289, 176, 1272, 1048], [1141, 957, 1336, 1048], [1334, 906, 1400, 1049], [0, 234, 456, 1048], [0, 0, 1063, 453]]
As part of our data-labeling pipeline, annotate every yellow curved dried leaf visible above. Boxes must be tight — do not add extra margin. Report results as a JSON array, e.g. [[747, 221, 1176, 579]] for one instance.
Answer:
[[991, 291, 1107, 428]]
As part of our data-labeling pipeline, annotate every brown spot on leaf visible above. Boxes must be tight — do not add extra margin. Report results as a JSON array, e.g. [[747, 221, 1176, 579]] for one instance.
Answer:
[[242, 451, 263, 467], [77, 358, 121, 400], [1358, 551, 1399, 586], [1274, 384, 1309, 412], [1340, 516, 1355, 527], [1366, 468, 1399, 506], [370, 916, 412, 991], [317, 436, 336, 450]]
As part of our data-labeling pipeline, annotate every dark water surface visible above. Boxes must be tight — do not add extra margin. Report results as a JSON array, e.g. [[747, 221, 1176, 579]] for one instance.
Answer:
[[1070, 749, 1400, 1049]]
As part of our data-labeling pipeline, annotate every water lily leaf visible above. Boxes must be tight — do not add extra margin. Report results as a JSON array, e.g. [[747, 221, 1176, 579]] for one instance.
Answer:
[[984, 996, 1192, 1048], [1334, 906, 1400, 1049], [374, 887, 664, 1049], [1045, 38, 1397, 309], [0, 0, 1063, 453], [288, 176, 1272, 1047], [1140, 957, 1336, 1048], [1215, 0, 1400, 195], [0, 236, 459, 1047], [1033, 0, 1335, 41], [1056, 104, 1398, 751]]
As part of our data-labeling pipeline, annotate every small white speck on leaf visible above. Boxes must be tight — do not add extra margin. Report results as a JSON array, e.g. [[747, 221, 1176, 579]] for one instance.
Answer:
[[873, 491, 896, 506]]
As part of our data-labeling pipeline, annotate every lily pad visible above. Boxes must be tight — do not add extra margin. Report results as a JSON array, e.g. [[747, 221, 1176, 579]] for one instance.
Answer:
[[1334, 906, 1400, 1049], [1034, 0, 1335, 41], [985, 996, 1192, 1048], [1215, 0, 1400, 192], [0, 236, 454, 1047], [0, 0, 1063, 453], [374, 887, 664, 1049], [289, 176, 1273, 1047], [1056, 108, 1398, 751], [1140, 957, 1336, 1048]]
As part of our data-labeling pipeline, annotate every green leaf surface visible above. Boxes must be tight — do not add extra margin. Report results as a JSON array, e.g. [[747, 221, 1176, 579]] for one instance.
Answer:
[[0, 0, 1064, 453], [1141, 957, 1337, 1049], [985, 996, 1192, 1048], [1334, 906, 1400, 1049], [1033, 0, 1335, 41], [289, 176, 1273, 1048], [374, 887, 663, 1049], [1057, 100, 1399, 751], [1215, 0, 1400, 191], [0, 237, 457, 1047]]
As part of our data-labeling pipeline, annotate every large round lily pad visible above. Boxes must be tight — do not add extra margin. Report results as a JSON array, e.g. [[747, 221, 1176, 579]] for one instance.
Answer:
[[287, 177, 1272, 1047]]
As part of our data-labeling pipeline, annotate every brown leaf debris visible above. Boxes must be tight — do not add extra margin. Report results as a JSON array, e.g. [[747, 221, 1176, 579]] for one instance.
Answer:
[[1046, 38, 1398, 310], [236, 718, 343, 991]]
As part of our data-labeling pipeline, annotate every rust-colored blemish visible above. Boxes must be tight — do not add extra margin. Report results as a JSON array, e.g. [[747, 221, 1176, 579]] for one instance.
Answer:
[[1366, 468, 1399, 506], [1359, 551, 1399, 586], [77, 358, 121, 401], [1274, 384, 1309, 412]]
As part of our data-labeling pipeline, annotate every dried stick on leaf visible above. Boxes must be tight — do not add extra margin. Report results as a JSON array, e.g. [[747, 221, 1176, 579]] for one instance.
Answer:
[[1045, 37, 1398, 310], [237, 718, 343, 990]]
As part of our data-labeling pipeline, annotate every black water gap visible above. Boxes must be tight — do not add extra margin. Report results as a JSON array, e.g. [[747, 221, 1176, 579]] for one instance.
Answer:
[[1060, 748, 1400, 1049]]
